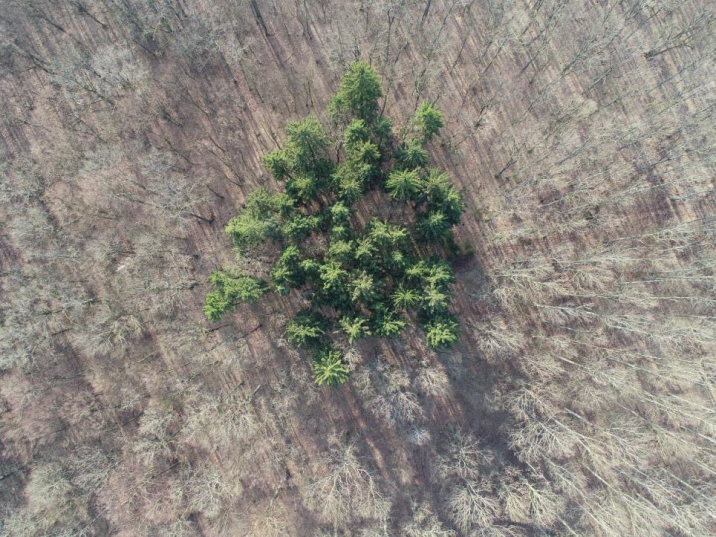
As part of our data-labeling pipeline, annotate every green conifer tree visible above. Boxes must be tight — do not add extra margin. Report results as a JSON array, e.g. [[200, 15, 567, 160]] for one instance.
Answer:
[[329, 60, 383, 123]]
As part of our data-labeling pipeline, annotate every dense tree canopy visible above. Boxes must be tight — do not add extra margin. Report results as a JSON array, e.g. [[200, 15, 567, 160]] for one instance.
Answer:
[[205, 62, 465, 385]]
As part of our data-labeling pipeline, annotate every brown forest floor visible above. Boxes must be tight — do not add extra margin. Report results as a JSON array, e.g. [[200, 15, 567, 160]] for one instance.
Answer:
[[0, 1, 714, 535]]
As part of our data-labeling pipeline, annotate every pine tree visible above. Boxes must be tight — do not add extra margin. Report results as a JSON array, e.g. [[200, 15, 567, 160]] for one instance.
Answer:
[[262, 148, 292, 181], [225, 189, 293, 248], [327, 239, 354, 264], [286, 310, 326, 348], [373, 306, 406, 337], [386, 169, 421, 201], [312, 349, 350, 386], [424, 316, 459, 349], [286, 174, 320, 205], [395, 140, 429, 170], [413, 101, 444, 143], [270, 246, 304, 295], [284, 116, 331, 174], [421, 283, 451, 315], [417, 210, 451, 241], [319, 261, 350, 294], [329, 60, 383, 123], [344, 119, 371, 150], [283, 213, 320, 241], [393, 286, 421, 310], [349, 270, 379, 304], [203, 271, 267, 322], [339, 316, 371, 344]]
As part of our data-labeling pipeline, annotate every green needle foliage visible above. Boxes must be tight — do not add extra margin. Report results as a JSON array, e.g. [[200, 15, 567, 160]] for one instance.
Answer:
[[329, 61, 383, 123], [386, 169, 421, 201], [424, 316, 460, 349], [339, 316, 371, 345], [205, 61, 465, 386], [412, 101, 445, 143], [286, 310, 327, 349], [312, 349, 350, 387], [203, 270, 267, 322]]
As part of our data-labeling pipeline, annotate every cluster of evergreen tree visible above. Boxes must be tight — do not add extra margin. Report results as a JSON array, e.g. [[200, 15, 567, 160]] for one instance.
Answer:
[[205, 62, 465, 386]]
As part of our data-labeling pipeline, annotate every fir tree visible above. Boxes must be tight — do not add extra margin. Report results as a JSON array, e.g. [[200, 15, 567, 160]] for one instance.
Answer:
[[329, 60, 383, 123], [312, 349, 350, 386]]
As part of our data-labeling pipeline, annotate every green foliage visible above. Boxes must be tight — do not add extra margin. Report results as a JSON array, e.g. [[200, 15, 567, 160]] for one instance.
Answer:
[[372, 306, 406, 337], [354, 236, 377, 265], [387, 249, 408, 272], [375, 116, 393, 143], [393, 286, 420, 310], [367, 219, 408, 247], [286, 310, 326, 348], [330, 224, 351, 241], [395, 140, 430, 170], [418, 169, 464, 225], [386, 169, 420, 201], [285, 116, 331, 174], [422, 258, 457, 287], [327, 239, 354, 264], [262, 149, 292, 180], [286, 174, 319, 204], [413, 101, 444, 143], [206, 61, 465, 385], [421, 283, 451, 315], [203, 270, 267, 322], [336, 176, 364, 205], [270, 246, 303, 295], [417, 210, 451, 241], [339, 316, 371, 344], [414, 169, 465, 241], [334, 161, 370, 204], [438, 187, 465, 225], [319, 260, 350, 294], [282, 213, 320, 241], [312, 349, 350, 386], [347, 140, 380, 165], [225, 189, 293, 248], [344, 119, 371, 151], [420, 169, 452, 203], [300, 258, 321, 279], [349, 270, 380, 304], [423, 316, 459, 349], [261, 117, 332, 191], [330, 201, 352, 224], [329, 60, 383, 123]]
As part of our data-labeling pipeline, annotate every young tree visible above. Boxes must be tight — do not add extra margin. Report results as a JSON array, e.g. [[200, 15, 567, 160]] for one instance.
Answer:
[[225, 189, 293, 249], [286, 310, 326, 349], [417, 210, 451, 241], [395, 140, 430, 170], [330, 60, 383, 123], [204, 270, 267, 322], [412, 101, 444, 143], [423, 316, 459, 349], [339, 315, 372, 344], [312, 349, 350, 386], [392, 286, 421, 310], [372, 306, 407, 337], [284, 116, 332, 175], [270, 246, 304, 295], [386, 169, 421, 201]]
